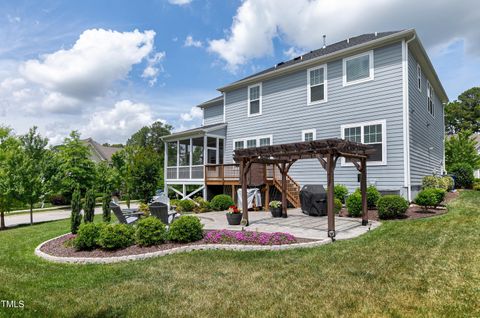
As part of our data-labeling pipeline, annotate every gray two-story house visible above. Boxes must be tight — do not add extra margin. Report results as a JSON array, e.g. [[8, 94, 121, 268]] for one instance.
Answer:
[[163, 29, 448, 204]]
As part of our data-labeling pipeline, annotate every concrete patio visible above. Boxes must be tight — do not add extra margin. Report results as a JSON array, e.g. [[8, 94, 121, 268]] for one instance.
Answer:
[[197, 208, 381, 241]]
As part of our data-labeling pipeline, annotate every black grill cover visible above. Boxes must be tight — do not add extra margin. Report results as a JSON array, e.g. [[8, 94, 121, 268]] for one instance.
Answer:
[[300, 185, 327, 216]]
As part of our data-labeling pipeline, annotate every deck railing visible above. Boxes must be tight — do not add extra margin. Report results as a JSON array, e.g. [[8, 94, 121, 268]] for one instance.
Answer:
[[205, 164, 240, 184]]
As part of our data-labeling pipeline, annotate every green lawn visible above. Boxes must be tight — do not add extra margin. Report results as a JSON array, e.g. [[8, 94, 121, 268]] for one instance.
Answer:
[[1, 191, 479, 317]]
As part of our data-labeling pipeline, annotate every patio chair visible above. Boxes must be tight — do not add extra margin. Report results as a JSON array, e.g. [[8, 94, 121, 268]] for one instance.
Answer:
[[149, 201, 180, 225], [110, 202, 142, 224]]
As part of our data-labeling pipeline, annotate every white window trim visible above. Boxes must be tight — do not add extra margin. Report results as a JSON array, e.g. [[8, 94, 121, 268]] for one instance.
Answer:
[[233, 135, 273, 151], [427, 80, 435, 118], [340, 119, 387, 166], [416, 63, 421, 92], [307, 64, 327, 105], [301, 129, 316, 141], [247, 83, 262, 117], [342, 50, 374, 86]]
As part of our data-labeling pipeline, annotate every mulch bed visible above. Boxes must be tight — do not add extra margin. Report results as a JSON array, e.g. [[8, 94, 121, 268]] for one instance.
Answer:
[[40, 231, 315, 258], [338, 191, 460, 221]]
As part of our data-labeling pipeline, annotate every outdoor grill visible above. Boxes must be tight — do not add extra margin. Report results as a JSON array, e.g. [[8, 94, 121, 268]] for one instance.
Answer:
[[299, 184, 327, 216]]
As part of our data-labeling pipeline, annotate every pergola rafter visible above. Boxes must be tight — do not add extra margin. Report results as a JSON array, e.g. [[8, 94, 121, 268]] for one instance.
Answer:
[[233, 138, 374, 240]]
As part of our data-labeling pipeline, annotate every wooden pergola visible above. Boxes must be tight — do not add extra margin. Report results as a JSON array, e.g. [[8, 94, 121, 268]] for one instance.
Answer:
[[233, 138, 374, 240]]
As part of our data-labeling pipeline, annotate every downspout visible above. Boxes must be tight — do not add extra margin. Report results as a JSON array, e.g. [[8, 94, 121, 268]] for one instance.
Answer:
[[403, 34, 416, 202]]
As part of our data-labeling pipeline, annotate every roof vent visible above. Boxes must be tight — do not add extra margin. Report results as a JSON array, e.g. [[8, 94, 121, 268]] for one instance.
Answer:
[[293, 56, 301, 61], [375, 31, 378, 37], [322, 35, 326, 48], [276, 61, 285, 67]]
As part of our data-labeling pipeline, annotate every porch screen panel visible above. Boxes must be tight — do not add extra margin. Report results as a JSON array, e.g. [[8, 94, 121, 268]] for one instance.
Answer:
[[167, 142, 177, 166], [192, 137, 204, 165], [178, 139, 190, 166]]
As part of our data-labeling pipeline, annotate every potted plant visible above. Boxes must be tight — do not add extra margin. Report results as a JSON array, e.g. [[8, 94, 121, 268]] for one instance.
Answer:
[[269, 201, 283, 217], [226, 205, 242, 225]]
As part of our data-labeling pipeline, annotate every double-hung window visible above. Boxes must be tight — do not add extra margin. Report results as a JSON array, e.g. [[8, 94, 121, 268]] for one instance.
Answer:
[[343, 51, 374, 86], [233, 135, 272, 150], [302, 129, 316, 142], [417, 63, 422, 91], [341, 120, 386, 165], [427, 81, 434, 117], [248, 84, 262, 116], [307, 65, 327, 104]]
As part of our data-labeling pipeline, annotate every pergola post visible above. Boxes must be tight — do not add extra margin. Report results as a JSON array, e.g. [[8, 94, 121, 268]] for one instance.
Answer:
[[360, 157, 368, 226], [240, 159, 249, 226], [326, 153, 336, 240], [281, 162, 288, 218]]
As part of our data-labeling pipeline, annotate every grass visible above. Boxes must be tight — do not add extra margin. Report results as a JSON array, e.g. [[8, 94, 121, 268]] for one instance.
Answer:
[[0, 191, 479, 317]]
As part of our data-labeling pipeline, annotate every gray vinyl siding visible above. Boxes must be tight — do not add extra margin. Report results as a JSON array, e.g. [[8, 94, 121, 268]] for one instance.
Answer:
[[408, 50, 444, 190], [203, 102, 224, 125], [224, 42, 406, 195]]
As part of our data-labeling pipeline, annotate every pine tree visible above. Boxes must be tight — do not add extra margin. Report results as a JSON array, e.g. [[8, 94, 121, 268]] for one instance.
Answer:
[[102, 193, 111, 223], [83, 188, 96, 223], [70, 186, 82, 233]]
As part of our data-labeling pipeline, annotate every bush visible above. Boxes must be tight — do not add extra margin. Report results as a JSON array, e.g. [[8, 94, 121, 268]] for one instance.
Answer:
[[422, 175, 453, 191], [170, 199, 181, 210], [442, 176, 454, 191], [138, 203, 150, 217], [449, 163, 474, 189], [74, 223, 104, 250], [334, 198, 343, 214], [135, 217, 167, 246], [83, 188, 96, 223], [334, 184, 349, 203], [102, 193, 111, 223], [415, 188, 445, 210], [354, 185, 381, 208], [70, 187, 82, 234], [377, 195, 409, 219], [168, 216, 204, 243], [98, 224, 135, 250], [49, 194, 68, 206], [176, 199, 196, 212], [473, 182, 480, 191], [193, 197, 211, 213], [210, 194, 234, 211], [346, 192, 362, 217]]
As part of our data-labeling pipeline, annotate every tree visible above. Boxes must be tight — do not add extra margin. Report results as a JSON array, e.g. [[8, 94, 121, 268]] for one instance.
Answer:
[[83, 188, 96, 223], [95, 161, 118, 194], [445, 87, 480, 134], [131, 147, 162, 203], [445, 130, 480, 172], [56, 131, 96, 199], [111, 146, 135, 207], [127, 121, 172, 155], [102, 193, 111, 223], [0, 127, 23, 230], [70, 186, 82, 234], [19, 127, 49, 225]]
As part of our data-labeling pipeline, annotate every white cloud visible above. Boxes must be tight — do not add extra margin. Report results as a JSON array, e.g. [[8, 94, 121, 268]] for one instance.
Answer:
[[283, 47, 305, 59], [7, 15, 21, 23], [142, 51, 166, 86], [184, 35, 202, 48], [180, 106, 203, 121], [168, 0, 192, 5], [83, 99, 161, 143], [20, 28, 156, 100], [208, 0, 480, 71]]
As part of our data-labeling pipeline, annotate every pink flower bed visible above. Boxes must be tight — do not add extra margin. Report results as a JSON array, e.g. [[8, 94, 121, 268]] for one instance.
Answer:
[[204, 230, 297, 245]]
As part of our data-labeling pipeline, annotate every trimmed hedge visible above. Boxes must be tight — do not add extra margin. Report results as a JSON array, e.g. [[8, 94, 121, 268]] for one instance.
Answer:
[[377, 195, 409, 219], [98, 224, 135, 250], [415, 188, 445, 210], [168, 216, 204, 243], [176, 200, 196, 212], [135, 217, 167, 246], [334, 198, 343, 214], [74, 223, 105, 250], [346, 192, 362, 217], [334, 184, 349, 203], [422, 175, 454, 191], [210, 194, 234, 211]]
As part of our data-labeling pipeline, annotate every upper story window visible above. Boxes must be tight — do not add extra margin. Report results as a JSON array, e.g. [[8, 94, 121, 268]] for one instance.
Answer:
[[417, 63, 422, 91], [343, 51, 374, 86], [233, 135, 272, 150], [427, 81, 434, 117], [302, 129, 316, 142], [248, 83, 262, 117], [341, 120, 386, 165], [307, 65, 327, 104]]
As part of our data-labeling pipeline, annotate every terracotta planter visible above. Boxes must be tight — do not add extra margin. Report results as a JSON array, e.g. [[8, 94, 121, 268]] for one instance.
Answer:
[[270, 207, 283, 218], [226, 213, 242, 225]]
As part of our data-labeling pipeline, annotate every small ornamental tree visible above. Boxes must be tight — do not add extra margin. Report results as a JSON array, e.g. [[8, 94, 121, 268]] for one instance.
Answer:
[[102, 193, 111, 223], [449, 163, 474, 189], [83, 188, 96, 223], [70, 186, 82, 234]]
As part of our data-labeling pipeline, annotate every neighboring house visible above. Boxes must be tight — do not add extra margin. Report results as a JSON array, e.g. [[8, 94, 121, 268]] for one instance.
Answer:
[[163, 29, 448, 203], [475, 134, 480, 179], [81, 138, 122, 163]]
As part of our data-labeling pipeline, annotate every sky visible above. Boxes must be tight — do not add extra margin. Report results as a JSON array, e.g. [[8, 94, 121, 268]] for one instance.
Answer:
[[0, 0, 478, 145]]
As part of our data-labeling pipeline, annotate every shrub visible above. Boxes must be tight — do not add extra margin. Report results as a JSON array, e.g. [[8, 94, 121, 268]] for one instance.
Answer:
[[83, 188, 96, 223], [442, 176, 454, 191], [170, 199, 181, 210], [354, 185, 381, 208], [168, 216, 204, 243], [138, 203, 150, 217], [334, 184, 349, 203], [415, 188, 445, 210], [334, 198, 343, 214], [204, 230, 296, 245], [269, 200, 281, 208], [210, 194, 234, 211], [74, 223, 104, 250], [49, 194, 68, 206], [135, 217, 167, 246], [102, 193, 111, 223], [346, 192, 362, 217], [176, 199, 196, 212], [98, 224, 135, 250], [422, 175, 440, 189], [473, 182, 480, 191], [193, 197, 211, 213], [449, 163, 474, 189], [70, 187, 82, 234], [377, 195, 409, 219]]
